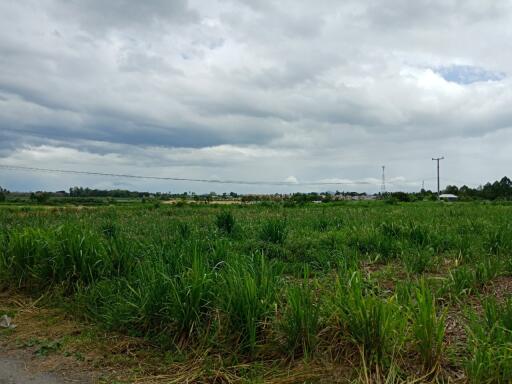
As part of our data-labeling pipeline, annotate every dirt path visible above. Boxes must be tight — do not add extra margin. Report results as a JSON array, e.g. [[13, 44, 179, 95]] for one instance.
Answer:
[[0, 357, 67, 384]]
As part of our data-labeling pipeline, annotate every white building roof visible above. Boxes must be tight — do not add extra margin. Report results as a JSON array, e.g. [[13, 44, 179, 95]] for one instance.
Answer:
[[439, 194, 458, 199]]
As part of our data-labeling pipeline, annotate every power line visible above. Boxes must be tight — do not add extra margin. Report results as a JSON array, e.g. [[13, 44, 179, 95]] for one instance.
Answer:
[[0, 164, 379, 187]]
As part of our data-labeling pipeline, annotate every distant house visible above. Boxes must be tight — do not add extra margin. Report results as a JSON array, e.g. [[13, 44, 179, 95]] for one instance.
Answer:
[[439, 193, 458, 201]]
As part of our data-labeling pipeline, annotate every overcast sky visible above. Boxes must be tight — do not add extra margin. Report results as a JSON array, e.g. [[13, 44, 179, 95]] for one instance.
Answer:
[[1, 0, 511, 194]]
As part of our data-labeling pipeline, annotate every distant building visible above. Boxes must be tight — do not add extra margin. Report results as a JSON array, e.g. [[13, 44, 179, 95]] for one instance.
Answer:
[[439, 193, 458, 201]]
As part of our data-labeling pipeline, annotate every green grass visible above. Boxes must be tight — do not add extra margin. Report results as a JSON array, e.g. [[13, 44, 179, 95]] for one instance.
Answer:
[[411, 280, 445, 373], [335, 271, 405, 366], [1, 201, 512, 381], [465, 298, 512, 382], [279, 270, 321, 359]]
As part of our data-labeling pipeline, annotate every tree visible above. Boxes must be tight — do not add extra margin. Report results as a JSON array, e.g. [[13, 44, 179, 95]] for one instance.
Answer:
[[0, 191, 5, 202], [444, 185, 459, 195], [31, 192, 50, 204]]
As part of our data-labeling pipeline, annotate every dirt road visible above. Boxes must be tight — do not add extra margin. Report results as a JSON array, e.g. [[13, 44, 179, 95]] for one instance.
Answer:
[[0, 357, 78, 384]]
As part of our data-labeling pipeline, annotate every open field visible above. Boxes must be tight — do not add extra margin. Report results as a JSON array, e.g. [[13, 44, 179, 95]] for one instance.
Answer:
[[1, 201, 512, 382]]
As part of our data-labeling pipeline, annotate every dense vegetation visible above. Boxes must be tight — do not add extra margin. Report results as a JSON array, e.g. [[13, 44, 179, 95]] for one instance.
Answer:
[[1, 201, 512, 381], [445, 176, 512, 200], [2, 176, 512, 206]]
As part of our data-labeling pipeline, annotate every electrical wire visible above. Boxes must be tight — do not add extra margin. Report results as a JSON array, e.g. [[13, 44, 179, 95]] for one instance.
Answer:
[[0, 164, 379, 186]]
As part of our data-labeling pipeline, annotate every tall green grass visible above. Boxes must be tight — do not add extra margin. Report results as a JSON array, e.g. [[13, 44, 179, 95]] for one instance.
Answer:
[[465, 298, 512, 382], [411, 281, 445, 372], [216, 254, 281, 353], [1, 201, 512, 380], [279, 271, 321, 359], [335, 271, 405, 366]]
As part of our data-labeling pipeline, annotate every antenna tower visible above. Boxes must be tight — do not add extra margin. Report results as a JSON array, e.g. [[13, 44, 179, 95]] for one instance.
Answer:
[[381, 166, 386, 194]]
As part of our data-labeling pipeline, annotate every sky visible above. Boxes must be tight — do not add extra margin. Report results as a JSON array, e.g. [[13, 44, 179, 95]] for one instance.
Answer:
[[1, 0, 511, 194]]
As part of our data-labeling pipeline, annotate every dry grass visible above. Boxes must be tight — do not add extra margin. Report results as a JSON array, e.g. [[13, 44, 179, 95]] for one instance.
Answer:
[[0, 292, 349, 383]]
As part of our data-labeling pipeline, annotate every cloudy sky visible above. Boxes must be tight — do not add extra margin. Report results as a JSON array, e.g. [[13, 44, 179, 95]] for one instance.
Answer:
[[1, 0, 511, 194]]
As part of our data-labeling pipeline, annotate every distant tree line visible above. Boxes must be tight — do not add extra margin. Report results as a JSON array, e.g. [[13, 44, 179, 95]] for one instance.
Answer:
[[68, 186, 159, 198], [0, 186, 8, 202], [444, 177, 512, 201], [2, 177, 512, 204]]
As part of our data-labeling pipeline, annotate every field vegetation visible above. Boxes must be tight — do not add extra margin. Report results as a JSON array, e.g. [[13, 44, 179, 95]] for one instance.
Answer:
[[1, 201, 512, 382]]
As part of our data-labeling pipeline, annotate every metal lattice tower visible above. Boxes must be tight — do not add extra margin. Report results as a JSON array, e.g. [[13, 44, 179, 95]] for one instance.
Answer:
[[381, 165, 386, 194]]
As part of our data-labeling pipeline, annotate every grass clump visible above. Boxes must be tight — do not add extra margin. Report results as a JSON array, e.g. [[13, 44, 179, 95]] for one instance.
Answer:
[[260, 218, 287, 244], [279, 272, 321, 359], [216, 210, 236, 234], [465, 298, 512, 382], [335, 271, 405, 366], [402, 249, 434, 275], [217, 254, 280, 353], [411, 281, 445, 373]]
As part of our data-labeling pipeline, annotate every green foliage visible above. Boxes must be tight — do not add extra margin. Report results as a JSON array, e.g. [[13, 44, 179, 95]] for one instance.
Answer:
[[30, 192, 50, 204], [484, 226, 512, 255], [465, 298, 512, 382], [217, 255, 280, 353], [216, 210, 236, 234], [402, 249, 434, 275], [335, 271, 405, 365], [280, 272, 321, 358], [411, 281, 445, 372], [260, 218, 287, 244], [176, 221, 191, 239], [1, 201, 512, 380], [312, 216, 331, 232]]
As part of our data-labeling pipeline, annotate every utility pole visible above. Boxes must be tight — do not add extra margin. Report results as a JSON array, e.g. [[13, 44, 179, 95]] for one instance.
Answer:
[[381, 165, 386, 195], [432, 157, 444, 198]]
